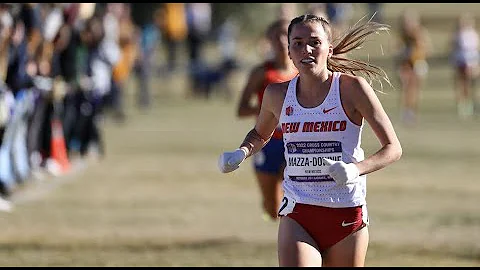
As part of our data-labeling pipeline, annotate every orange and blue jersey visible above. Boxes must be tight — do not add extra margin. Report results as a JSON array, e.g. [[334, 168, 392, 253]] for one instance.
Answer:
[[252, 61, 297, 174], [256, 61, 298, 139]]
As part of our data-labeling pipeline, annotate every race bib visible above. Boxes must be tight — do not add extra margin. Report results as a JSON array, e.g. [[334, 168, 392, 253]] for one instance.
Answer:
[[278, 195, 296, 216], [285, 141, 342, 182]]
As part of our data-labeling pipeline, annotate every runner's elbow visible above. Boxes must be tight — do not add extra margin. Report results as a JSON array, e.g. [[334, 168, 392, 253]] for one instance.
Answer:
[[392, 143, 402, 162]]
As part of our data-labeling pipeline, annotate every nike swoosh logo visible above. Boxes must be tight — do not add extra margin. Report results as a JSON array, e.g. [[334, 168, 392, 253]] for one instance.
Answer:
[[323, 106, 337, 114], [341, 220, 358, 227]]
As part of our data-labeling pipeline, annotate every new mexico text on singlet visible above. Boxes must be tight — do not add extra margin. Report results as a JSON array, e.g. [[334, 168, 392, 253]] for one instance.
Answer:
[[279, 72, 368, 208]]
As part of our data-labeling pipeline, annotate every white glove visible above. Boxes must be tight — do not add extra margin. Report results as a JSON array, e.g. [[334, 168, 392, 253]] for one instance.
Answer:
[[218, 148, 248, 173], [322, 158, 360, 185]]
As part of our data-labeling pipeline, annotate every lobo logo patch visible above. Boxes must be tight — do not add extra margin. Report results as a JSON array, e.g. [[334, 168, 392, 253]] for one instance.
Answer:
[[285, 106, 293, 116], [278, 195, 296, 216]]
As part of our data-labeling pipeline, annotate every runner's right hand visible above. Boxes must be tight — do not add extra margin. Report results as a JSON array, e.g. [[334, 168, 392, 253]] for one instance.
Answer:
[[218, 148, 248, 173]]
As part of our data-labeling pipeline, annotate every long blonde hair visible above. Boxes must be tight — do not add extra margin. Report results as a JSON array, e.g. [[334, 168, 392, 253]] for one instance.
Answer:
[[288, 14, 392, 92]]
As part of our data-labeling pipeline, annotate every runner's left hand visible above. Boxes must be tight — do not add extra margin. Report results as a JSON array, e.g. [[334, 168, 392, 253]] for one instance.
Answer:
[[322, 158, 360, 185]]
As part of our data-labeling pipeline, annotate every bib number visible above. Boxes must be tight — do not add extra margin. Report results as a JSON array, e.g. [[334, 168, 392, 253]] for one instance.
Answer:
[[278, 196, 296, 216]]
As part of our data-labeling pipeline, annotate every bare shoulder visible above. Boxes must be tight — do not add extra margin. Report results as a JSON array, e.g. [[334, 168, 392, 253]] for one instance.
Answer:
[[338, 73, 381, 118], [338, 73, 373, 99], [263, 80, 291, 116], [264, 80, 290, 103], [239, 63, 267, 98]]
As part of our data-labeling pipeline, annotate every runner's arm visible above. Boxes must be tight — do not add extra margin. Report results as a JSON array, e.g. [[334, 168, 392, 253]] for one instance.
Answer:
[[352, 76, 402, 176], [239, 83, 282, 158], [237, 65, 265, 118]]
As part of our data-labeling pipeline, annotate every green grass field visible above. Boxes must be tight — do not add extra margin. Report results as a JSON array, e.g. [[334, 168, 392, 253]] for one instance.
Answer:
[[0, 3, 479, 267]]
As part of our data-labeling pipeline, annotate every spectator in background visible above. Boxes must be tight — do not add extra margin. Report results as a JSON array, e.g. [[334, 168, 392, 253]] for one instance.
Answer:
[[157, 3, 187, 75], [6, 13, 32, 94], [185, 3, 211, 97], [18, 3, 42, 60], [131, 3, 161, 109], [185, 3, 211, 68], [56, 3, 80, 85], [68, 15, 119, 158], [217, 15, 238, 65], [110, 3, 138, 122], [0, 3, 130, 200], [0, 3, 14, 146], [450, 13, 479, 119], [0, 4, 13, 84], [75, 3, 96, 30], [396, 9, 431, 125], [213, 15, 241, 101]]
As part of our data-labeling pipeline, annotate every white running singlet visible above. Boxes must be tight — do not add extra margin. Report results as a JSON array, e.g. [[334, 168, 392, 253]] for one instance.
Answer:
[[279, 72, 367, 208], [453, 28, 479, 67]]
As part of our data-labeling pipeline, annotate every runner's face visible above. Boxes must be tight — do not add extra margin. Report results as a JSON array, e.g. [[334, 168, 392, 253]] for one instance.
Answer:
[[288, 22, 332, 73]]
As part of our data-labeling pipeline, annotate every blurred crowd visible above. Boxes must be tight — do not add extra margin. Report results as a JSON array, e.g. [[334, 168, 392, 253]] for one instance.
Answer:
[[0, 3, 478, 208], [0, 2, 240, 207], [0, 3, 125, 203]]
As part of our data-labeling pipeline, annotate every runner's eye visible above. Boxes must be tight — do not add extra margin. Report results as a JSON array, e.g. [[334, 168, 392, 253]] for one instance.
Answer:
[[292, 41, 302, 47], [310, 40, 321, 47]]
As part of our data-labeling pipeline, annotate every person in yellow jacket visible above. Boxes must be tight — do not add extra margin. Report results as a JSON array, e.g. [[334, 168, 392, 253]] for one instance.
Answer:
[[111, 3, 138, 121], [156, 3, 187, 73]]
